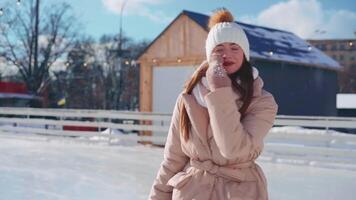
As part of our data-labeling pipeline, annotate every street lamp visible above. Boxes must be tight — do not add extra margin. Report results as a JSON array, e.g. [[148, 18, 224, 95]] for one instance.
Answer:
[[33, 0, 40, 74], [113, 0, 128, 110], [118, 0, 128, 53]]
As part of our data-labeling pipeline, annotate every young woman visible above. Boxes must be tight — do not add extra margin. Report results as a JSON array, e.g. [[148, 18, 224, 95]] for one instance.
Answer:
[[149, 8, 278, 200]]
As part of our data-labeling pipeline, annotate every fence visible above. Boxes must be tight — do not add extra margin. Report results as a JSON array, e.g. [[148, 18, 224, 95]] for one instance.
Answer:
[[1, 107, 356, 169]]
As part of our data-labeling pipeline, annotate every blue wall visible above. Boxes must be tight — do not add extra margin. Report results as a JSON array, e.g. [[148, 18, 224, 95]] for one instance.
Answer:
[[252, 59, 339, 116]]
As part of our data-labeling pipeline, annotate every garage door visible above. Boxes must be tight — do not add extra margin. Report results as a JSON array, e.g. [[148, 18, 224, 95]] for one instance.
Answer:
[[153, 66, 196, 136]]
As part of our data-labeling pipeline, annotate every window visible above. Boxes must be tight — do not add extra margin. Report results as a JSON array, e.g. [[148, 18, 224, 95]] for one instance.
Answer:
[[339, 55, 344, 61]]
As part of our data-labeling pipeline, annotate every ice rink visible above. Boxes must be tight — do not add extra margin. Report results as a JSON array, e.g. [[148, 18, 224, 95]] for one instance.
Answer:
[[0, 132, 355, 200]]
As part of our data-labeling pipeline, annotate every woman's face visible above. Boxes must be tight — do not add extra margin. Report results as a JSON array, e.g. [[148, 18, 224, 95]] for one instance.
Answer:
[[211, 42, 244, 74]]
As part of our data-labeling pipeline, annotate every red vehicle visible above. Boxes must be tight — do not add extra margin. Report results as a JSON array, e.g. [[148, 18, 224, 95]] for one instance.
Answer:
[[0, 81, 42, 107]]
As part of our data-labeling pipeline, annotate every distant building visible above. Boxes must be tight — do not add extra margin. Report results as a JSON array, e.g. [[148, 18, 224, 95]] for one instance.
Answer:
[[308, 39, 356, 93], [138, 10, 342, 117]]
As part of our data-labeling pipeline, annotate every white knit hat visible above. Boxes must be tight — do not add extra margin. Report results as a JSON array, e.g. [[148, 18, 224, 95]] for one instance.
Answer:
[[205, 22, 250, 62]]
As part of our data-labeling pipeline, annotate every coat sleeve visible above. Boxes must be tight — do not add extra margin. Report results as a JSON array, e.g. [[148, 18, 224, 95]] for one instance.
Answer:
[[204, 86, 278, 160], [148, 95, 189, 200]]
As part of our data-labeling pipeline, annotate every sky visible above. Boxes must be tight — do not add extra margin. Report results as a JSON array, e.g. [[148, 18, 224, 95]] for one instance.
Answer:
[[62, 0, 356, 42], [1, 0, 356, 42]]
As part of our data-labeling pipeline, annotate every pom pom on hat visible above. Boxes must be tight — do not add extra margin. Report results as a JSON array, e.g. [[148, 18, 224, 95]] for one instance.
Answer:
[[205, 8, 250, 62], [208, 8, 234, 29]]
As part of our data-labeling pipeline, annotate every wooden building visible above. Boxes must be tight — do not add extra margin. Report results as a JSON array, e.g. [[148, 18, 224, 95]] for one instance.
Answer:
[[138, 10, 342, 118]]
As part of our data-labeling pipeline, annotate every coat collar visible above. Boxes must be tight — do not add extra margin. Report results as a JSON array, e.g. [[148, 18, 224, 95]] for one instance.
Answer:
[[252, 76, 264, 97], [181, 94, 208, 132], [182, 75, 265, 113], [181, 93, 210, 148], [180, 76, 265, 148]]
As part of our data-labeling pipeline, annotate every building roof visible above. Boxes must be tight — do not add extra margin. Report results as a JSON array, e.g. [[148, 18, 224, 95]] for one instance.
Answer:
[[182, 10, 341, 71], [308, 39, 356, 43], [139, 10, 341, 71]]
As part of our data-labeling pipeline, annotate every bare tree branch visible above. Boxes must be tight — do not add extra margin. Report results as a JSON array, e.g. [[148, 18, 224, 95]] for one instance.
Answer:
[[0, 1, 79, 95]]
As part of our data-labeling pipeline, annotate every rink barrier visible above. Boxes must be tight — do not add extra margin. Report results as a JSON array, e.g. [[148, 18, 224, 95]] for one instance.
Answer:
[[1, 107, 356, 130], [1, 107, 356, 169]]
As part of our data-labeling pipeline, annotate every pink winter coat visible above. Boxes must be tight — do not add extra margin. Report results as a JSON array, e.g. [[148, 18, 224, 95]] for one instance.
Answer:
[[149, 75, 278, 200]]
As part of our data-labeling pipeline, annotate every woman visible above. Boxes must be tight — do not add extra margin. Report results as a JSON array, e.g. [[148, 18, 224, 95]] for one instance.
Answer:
[[149, 8, 278, 200]]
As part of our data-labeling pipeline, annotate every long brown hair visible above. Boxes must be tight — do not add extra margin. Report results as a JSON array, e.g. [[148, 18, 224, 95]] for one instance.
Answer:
[[179, 56, 254, 141]]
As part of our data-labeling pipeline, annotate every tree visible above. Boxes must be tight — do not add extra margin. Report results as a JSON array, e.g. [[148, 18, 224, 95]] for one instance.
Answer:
[[0, 0, 79, 97], [64, 37, 106, 109], [99, 34, 149, 110]]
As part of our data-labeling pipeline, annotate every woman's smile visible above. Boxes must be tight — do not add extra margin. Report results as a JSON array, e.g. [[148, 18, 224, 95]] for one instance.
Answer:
[[223, 60, 234, 67]]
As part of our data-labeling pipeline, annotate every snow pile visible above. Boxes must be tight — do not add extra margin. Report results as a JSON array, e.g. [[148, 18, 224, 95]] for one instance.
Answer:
[[270, 126, 348, 136], [87, 128, 138, 146]]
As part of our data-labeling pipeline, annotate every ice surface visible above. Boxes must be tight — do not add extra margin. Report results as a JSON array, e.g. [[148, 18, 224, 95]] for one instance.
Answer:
[[0, 132, 355, 200]]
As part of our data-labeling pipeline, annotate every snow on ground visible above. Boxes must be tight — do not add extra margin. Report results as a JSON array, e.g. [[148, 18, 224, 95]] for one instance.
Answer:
[[0, 132, 355, 200]]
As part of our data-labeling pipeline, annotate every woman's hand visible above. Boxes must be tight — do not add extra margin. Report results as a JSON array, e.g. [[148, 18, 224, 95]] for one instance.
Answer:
[[206, 53, 231, 91]]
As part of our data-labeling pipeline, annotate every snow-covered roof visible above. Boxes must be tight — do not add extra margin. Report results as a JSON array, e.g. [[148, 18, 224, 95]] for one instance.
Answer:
[[183, 10, 341, 71]]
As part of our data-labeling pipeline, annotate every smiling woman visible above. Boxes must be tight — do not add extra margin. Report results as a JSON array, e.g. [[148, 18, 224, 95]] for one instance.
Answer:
[[148, 8, 278, 200], [211, 43, 244, 74]]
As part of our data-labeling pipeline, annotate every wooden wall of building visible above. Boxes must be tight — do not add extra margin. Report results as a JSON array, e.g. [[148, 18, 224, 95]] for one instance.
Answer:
[[138, 14, 208, 113]]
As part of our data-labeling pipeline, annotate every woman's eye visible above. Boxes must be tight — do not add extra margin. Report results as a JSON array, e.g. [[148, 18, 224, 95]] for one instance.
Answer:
[[232, 47, 239, 51]]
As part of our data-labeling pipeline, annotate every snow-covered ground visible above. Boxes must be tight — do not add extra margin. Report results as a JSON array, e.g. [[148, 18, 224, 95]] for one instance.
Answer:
[[0, 132, 355, 200]]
